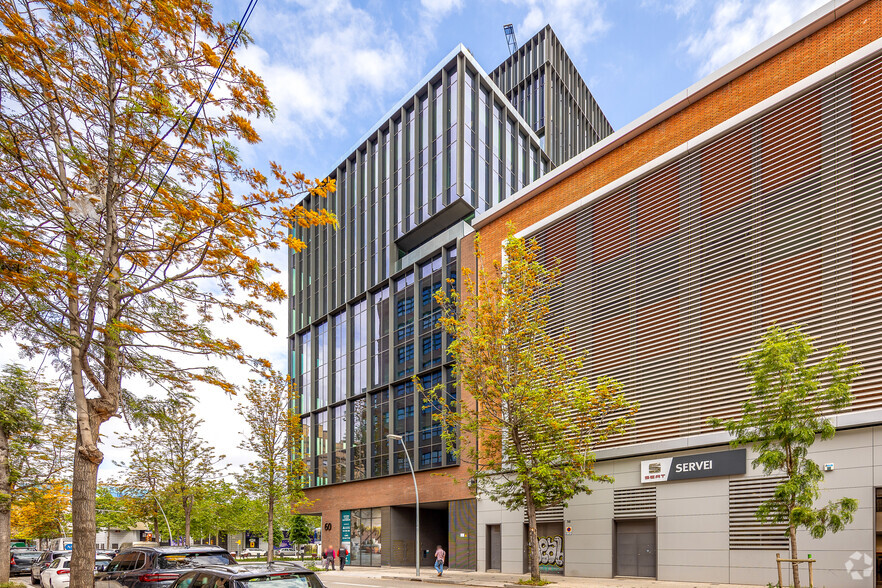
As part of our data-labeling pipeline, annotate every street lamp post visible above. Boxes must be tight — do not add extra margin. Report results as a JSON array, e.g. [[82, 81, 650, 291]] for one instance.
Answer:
[[387, 433, 419, 577]]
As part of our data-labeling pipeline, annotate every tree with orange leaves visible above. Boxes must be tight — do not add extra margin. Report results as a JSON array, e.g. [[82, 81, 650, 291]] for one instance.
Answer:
[[0, 2, 334, 586]]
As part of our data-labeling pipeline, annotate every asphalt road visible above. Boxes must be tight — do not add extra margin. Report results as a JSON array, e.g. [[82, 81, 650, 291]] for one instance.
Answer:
[[12, 573, 435, 588]]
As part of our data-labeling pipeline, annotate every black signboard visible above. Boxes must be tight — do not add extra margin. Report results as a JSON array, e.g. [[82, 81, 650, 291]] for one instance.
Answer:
[[641, 448, 746, 483]]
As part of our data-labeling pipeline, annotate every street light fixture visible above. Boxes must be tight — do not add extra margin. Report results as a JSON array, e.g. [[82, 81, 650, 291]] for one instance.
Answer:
[[387, 433, 419, 577]]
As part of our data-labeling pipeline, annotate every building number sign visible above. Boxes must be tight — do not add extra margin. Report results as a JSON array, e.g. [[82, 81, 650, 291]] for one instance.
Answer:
[[324, 522, 332, 531]]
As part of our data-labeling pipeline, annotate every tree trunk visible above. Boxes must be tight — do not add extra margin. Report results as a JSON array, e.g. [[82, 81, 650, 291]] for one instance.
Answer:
[[0, 428, 11, 583], [524, 487, 540, 581], [70, 429, 100, 588], [184, 495, 192, 547], [789, 523, 800, 588], [267, 494, 274, 563]]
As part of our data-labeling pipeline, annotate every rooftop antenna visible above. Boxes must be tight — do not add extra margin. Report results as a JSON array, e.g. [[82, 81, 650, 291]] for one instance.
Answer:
[[504, 24, 518, 56]]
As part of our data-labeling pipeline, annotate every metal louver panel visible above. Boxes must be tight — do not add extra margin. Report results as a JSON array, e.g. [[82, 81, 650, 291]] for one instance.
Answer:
[[729, 477, 789, 549], [524, 505, 565, 523], [614, 487, 657, 518], [532, 49, 882, 449]]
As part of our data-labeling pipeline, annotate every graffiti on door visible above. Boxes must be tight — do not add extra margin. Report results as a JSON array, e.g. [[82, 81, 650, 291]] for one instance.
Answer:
[[538, 534, 564, 570]]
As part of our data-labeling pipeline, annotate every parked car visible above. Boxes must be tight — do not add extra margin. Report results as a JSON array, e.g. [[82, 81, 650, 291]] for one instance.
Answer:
[[95, 545, 236, 588], [40, 555, 113, 588], [237, 548, 265, 559], [10, 550, 42, 576], [274, 548, 298, 558], [31, 550, 71, 584], [168, 562, 324, 588]]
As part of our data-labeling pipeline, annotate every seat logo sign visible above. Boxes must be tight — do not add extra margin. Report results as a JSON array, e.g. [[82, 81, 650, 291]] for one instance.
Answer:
[[641, 449, 746, 483]]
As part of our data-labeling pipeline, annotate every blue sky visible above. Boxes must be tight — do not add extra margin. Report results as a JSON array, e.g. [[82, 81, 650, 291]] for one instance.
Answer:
[[1, 0, 834, 478], [217, 0, 830, 184]]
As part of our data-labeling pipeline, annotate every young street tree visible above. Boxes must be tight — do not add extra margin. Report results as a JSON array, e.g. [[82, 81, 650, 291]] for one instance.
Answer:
[[157, 403, 226, 546], [0, 364, 72, 582], [235, 370, 306, 562], [711, 325, 860, 588], [0, 1, 334, 585], [422, 230, 638, 582], [113, 431, 167, 543]]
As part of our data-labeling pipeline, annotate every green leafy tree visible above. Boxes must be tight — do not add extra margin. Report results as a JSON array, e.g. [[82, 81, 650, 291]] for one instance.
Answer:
[[289, 515, 312, 545], [422, 229, 638, 582], [1, 365, 72, 582], [113, 430, 167, 542], [157, 402, 226, 546], [711, 325, 860, 588], [0, 365, 42, 582], [235, 370, 306, 562], [96, 486, 140, 548]]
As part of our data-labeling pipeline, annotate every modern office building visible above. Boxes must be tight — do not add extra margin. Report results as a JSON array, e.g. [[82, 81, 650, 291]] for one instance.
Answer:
[[489, 25, 613, 166], [289, 28, 612, 568], [469, 0, 882, 585]]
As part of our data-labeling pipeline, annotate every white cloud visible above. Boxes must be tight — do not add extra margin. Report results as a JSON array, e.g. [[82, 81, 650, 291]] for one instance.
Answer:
[[502, 0, 610, 57], [236, 0, 415, 153], [684, 0, 828, 76], [640, 0, 697, 18], [420, 0, 464, 20]]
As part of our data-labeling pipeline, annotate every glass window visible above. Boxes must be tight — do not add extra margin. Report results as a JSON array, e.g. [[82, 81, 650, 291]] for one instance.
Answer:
[[316, 321, 328, 409], [392, 380, 415, 473], [350, 397, 367, 481], [314, 410, 328, 486], [352, 300, 367, 396], [333, 311, 347, 402], [332, 405, 347, 483], [299, 332, 311, 414], [371, 288, 390, 388], [369, 390, 390, 477]]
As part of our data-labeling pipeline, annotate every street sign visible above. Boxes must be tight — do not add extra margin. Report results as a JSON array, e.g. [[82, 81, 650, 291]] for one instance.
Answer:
[[565, 526, 572, 535]]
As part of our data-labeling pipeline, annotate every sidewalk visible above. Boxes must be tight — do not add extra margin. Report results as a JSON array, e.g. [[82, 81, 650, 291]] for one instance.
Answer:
[[316, 565, 764, 587]]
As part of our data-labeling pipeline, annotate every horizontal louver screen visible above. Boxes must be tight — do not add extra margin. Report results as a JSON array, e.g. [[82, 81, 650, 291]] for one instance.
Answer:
[[523, 505, 565, 523], [729, 477, 789, 549], [533, 50, 882, 447], [613, 487, 657, 518]]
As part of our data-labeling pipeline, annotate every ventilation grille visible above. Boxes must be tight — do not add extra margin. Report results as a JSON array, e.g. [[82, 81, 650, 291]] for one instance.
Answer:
[[523, 505, 564, 524], [533, 50, 882, 449], [729, 477, 789, 549], [614, 487, 657, 518]]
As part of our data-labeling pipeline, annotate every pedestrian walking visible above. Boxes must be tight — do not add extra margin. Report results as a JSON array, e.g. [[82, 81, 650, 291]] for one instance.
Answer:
[[433, 545, 446, 576], [324, 545, 336, 570], [338, 546, 348, 570]]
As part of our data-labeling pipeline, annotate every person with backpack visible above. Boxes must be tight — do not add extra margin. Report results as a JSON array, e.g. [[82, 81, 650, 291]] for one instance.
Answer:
[[434, 545, 446, 576], [323, 545, 336, 570], [338, 546, 348, 570]]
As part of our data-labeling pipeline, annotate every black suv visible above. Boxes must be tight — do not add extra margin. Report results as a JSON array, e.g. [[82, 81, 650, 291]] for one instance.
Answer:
[[30, 550, 71, 584], [95, 546, 236, 588], [169, 562, 324, 588]]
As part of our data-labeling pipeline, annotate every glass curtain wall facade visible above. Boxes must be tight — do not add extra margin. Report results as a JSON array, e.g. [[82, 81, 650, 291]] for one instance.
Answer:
[[291, 49, 563, 491], [489, 25, 613, 167]]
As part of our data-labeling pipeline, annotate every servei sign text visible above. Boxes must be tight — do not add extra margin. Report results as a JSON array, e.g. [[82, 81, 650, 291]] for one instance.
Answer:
[[640, 449, 746, 483]]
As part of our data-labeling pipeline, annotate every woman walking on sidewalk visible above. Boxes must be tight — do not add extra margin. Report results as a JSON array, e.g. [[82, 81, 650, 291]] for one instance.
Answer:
[[434, 545, 446, 576]]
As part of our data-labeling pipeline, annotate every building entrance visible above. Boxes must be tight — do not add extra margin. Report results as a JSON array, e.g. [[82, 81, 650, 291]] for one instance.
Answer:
[[487, 525, 501, 571], [389, 502, 448, 569], [615, 519, 656, 578]]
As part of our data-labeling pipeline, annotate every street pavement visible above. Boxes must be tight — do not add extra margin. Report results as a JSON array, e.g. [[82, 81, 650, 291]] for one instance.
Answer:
[[316, 566, 765, 588]]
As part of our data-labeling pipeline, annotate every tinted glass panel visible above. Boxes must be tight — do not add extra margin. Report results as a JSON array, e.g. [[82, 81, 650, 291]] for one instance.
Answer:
[[157, 553, 234, 569], [238, 573, 323, 588]]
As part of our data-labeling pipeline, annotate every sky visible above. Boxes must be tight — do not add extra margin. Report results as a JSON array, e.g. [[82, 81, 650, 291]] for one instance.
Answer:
[[1, 0, 832, 482]]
